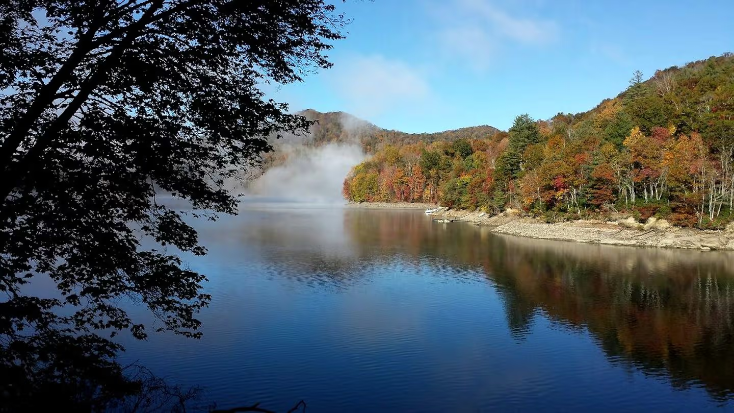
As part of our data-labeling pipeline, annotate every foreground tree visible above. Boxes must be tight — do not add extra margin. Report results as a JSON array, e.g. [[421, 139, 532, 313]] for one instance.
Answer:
[[0, 0, 346, 409]]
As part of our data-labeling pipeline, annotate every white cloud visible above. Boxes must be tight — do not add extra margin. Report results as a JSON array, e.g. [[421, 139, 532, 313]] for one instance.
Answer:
[[432, 0, 559, 71], [462, 0, 559, 45], [327, 54, 433, 119]]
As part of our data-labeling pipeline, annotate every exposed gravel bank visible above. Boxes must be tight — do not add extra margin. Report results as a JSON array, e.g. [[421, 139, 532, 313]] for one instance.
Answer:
[[351, 202, 734, 251]]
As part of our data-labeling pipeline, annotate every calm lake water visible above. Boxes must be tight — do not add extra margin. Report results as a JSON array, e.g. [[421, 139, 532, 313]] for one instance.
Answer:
[[122, 205, 734, 412]]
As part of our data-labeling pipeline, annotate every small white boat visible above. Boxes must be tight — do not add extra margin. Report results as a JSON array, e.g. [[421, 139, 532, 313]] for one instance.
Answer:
[[433, 218, 453, 223], [425, 207, 440, 214]]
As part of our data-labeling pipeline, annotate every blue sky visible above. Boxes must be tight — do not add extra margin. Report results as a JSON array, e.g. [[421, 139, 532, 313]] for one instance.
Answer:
[[270, 0, 734, 133]]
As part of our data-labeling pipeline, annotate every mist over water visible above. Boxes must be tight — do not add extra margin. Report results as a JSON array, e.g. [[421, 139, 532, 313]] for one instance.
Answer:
[[247, 113, 371, 204], [248, 143, 366, 204]]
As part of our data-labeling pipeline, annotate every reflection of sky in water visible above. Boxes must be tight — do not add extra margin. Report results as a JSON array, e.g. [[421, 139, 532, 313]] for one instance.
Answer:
[[111, 207, 734, 412]]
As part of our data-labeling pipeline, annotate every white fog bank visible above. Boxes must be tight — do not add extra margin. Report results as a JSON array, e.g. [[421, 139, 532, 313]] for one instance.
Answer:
[[248, 143, 366, 204]]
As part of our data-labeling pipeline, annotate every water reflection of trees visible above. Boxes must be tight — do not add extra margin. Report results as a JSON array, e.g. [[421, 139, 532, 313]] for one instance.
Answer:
[[341, 211, 734, 401], [483, 236, 734, 401], [208, 208, 734, 400]]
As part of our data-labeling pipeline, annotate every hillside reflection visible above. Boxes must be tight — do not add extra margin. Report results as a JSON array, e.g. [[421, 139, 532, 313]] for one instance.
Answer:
[[480, 235, 734, 401], [218, 207, 734, 400], [343, 209, 734, 400]]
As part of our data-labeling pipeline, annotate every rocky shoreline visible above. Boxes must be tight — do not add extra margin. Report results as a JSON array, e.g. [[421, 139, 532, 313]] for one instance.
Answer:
[[347, 202, 734, 251]]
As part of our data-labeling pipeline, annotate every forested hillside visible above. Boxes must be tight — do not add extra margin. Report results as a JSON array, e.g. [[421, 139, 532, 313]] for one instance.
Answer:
[[297, 109, 500, 151], [343, 53, 734, 228], [261, 109, 500, 171]]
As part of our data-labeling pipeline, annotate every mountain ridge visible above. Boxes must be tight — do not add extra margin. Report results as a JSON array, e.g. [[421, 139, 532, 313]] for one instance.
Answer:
[[295, 109, 501, 153]]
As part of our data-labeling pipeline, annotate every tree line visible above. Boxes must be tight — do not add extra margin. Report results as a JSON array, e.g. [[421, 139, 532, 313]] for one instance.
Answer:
[[343, 53, 734, 228]]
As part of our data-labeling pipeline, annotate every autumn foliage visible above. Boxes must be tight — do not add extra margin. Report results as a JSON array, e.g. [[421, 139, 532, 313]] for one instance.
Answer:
[[343, 53, 734, 228]]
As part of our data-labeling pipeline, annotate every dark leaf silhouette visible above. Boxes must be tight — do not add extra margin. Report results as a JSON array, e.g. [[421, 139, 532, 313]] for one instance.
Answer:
[[0, 0, 347, 410]]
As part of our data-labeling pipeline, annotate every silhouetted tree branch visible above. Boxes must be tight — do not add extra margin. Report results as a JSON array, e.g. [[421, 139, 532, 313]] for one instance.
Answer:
[[0, 0, 348, 410]]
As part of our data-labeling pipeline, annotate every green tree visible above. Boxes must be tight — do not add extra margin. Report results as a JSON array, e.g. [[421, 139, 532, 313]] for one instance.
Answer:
[[0, 0, 346, 409], [499, 114, 541, 181], [492, 150, 521, 209], [420, 149, 444, 201], [625, 70, 646, 102], [452, 139, 474, 159], [508, 114, 542, 154], [630, 70, 644, 86], [604, 111, 634, 148], [628, 94, 673, 134]]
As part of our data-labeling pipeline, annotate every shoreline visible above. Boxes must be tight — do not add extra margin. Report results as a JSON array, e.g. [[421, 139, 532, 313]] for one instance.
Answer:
[[344, 201, 438, 210], [347, 202, 734, 251]]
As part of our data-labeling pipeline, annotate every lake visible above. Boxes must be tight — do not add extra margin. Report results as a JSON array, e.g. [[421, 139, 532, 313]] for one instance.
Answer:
[[122, 205, 734, 412]]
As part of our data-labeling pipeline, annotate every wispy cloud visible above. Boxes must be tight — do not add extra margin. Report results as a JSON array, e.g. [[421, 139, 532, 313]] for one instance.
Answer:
[[432, 0, 559, 71], [463, 0, 559, 45], [438, 26, 496, 71], [327, 54, 433, 119]]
